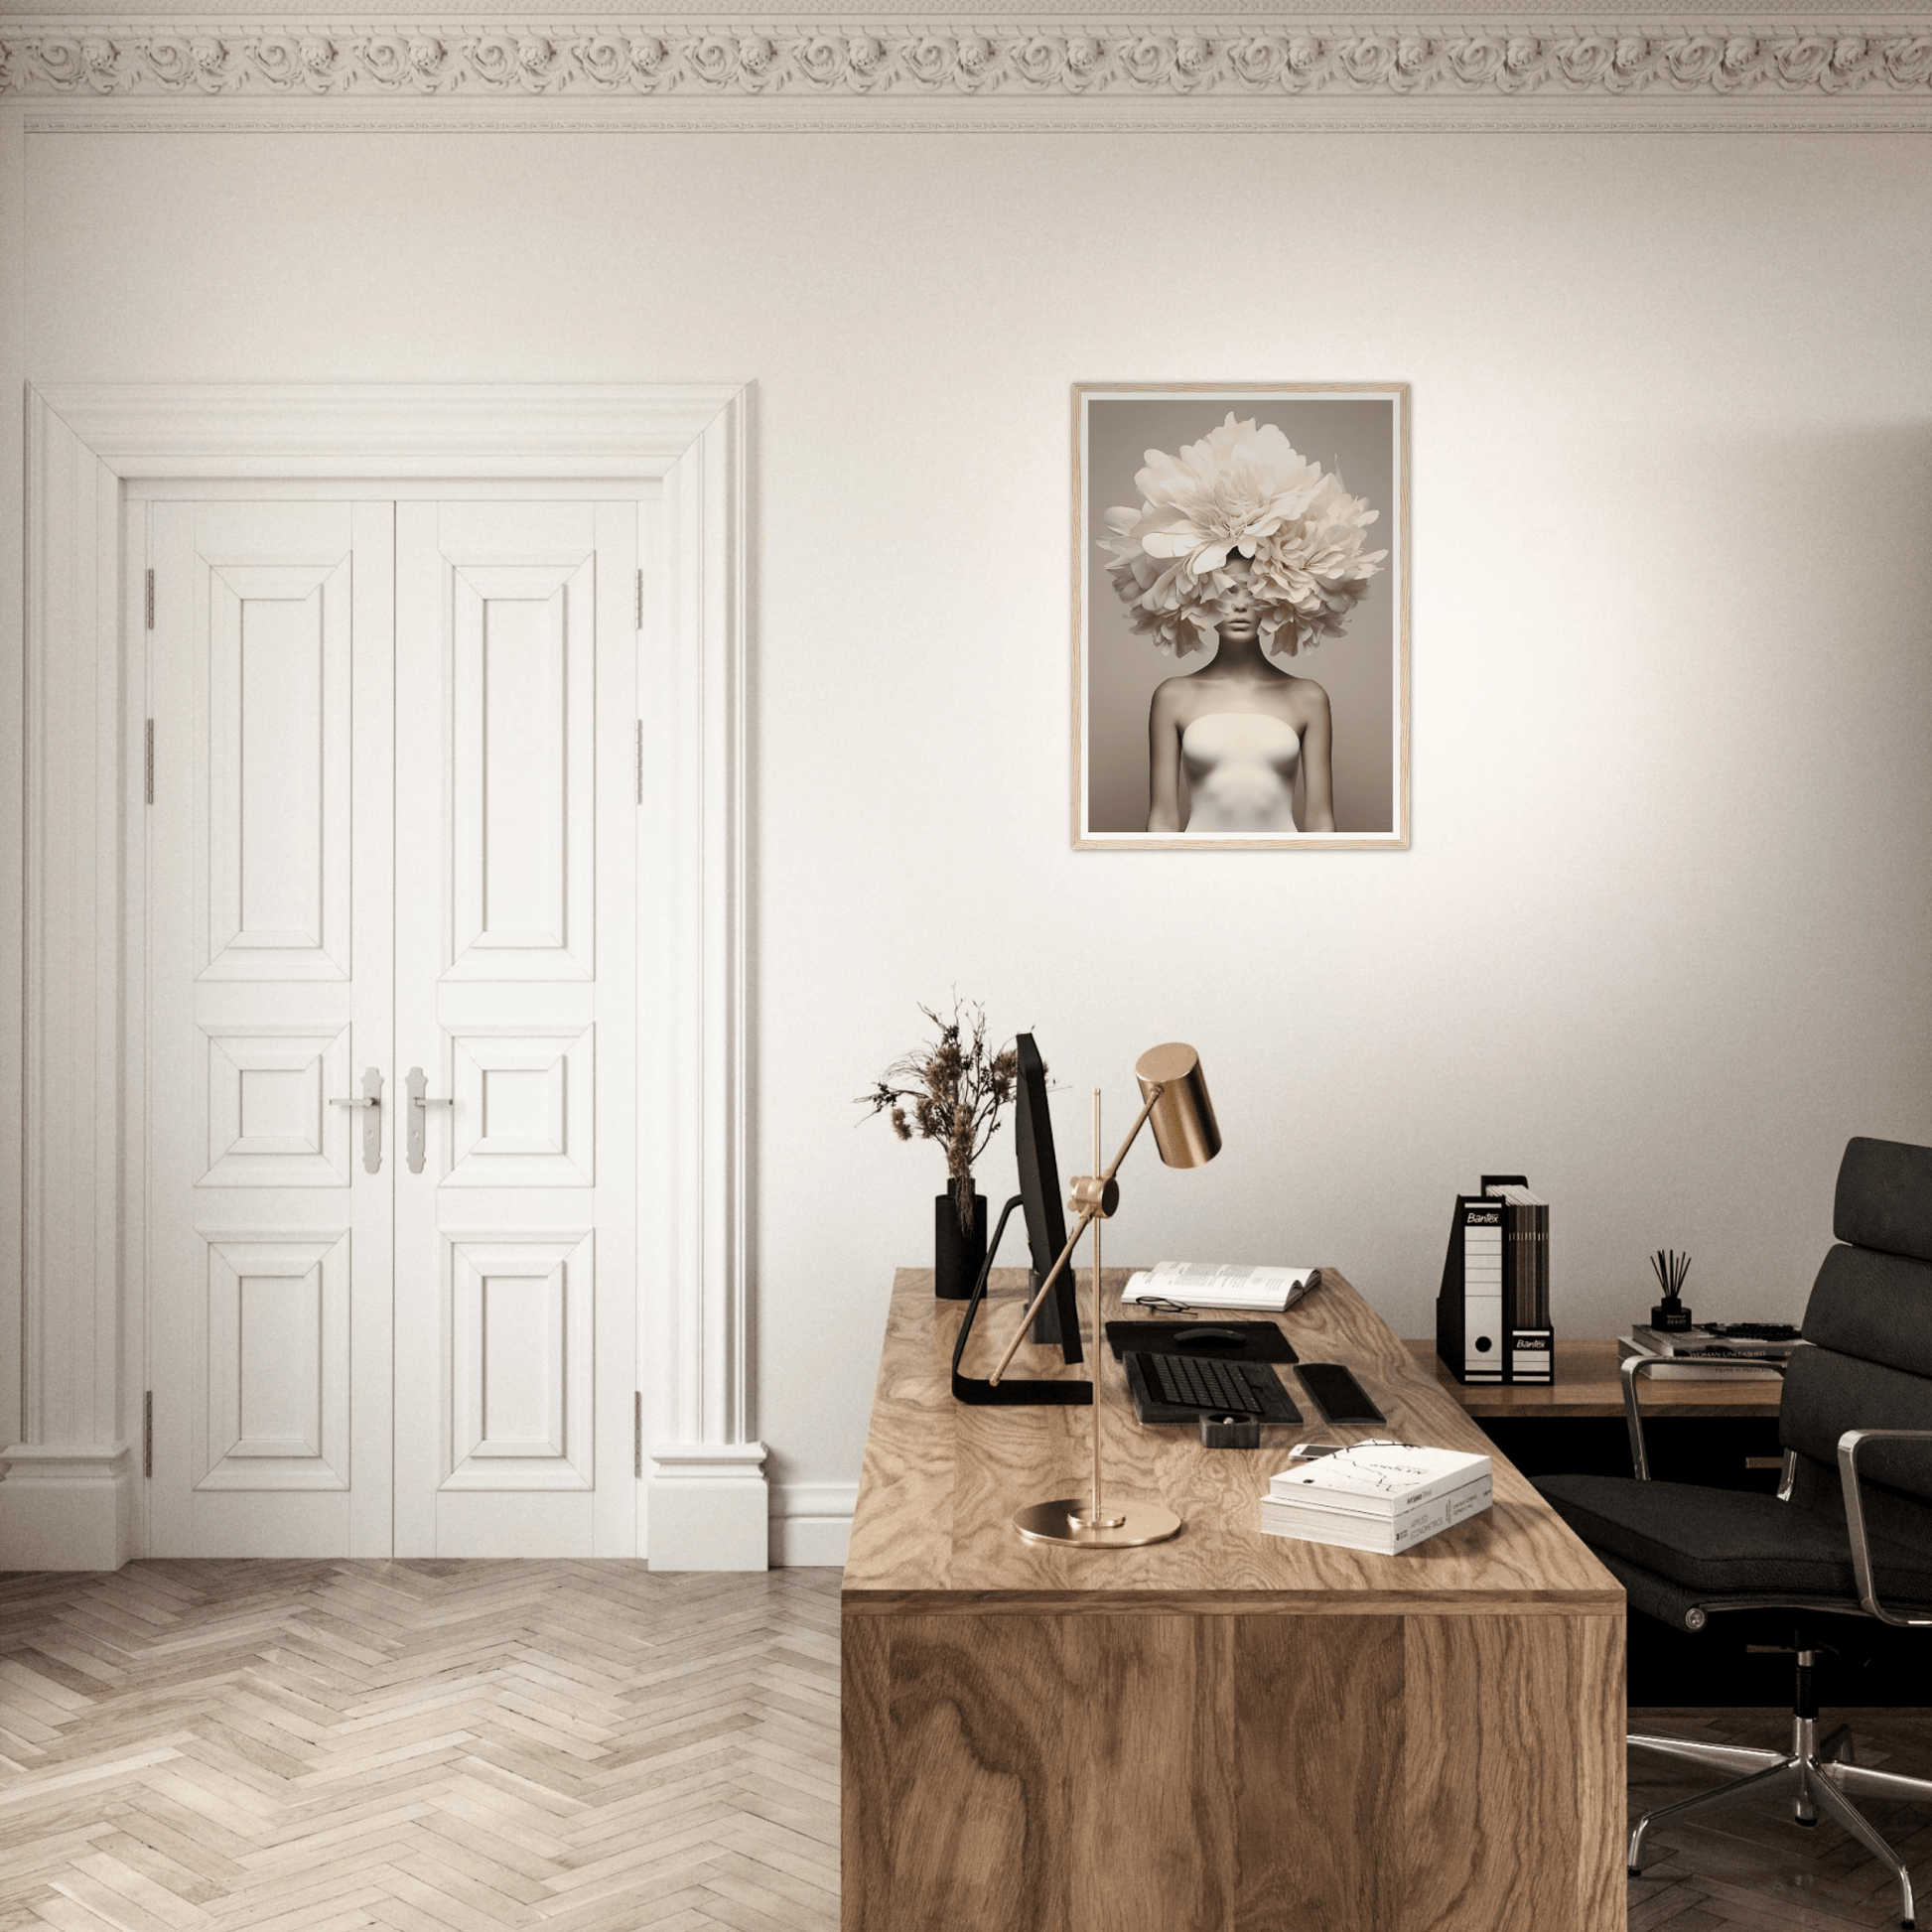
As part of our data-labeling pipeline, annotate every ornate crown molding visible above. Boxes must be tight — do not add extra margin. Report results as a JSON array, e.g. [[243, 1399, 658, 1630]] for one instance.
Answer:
[[2, 18, 1930, 106]]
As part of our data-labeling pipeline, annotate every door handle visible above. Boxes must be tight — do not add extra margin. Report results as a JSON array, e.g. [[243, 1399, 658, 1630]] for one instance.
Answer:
[[329, 1066, 384, 1174], [404, 1066, 454, 1175]]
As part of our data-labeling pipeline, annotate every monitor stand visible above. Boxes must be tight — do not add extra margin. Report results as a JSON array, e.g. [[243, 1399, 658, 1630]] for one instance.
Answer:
[[950, 1195, 1092, 1407]]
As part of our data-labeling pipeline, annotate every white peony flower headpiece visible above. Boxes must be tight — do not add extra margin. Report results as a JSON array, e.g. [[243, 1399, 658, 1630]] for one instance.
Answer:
[[1097, 412, 1388, 659]]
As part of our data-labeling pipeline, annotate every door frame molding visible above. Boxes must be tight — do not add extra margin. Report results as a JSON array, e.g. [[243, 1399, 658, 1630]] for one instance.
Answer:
[[6, 382, 762, 1570]]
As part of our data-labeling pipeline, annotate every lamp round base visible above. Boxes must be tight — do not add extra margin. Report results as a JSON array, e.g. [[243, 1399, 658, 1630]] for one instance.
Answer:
[[1013, 1496, 1182, 1548]]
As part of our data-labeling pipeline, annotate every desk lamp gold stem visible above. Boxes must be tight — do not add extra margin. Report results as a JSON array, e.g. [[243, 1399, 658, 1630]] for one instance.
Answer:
[[1072, 1090, 1122, 1532], [1007, 1074, 1186, 1551]]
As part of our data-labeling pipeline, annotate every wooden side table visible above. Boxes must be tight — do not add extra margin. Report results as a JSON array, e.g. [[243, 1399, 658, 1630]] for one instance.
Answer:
[[1406, 1337, 1783, 1421], [1402, 1336, 1784, 1493]]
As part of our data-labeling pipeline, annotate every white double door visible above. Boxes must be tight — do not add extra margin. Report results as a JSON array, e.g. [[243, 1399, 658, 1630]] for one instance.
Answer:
[[146, 494, 639, 1558]]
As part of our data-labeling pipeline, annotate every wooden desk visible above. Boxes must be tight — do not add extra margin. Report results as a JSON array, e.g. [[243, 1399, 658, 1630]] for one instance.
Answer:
[[843, 1268, 1625, 1932], [1407, 1337, 1783, 1420]]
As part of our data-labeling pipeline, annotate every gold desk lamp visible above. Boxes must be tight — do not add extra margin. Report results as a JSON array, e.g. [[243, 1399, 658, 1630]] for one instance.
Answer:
[[987, 1041, 1221, 1549]]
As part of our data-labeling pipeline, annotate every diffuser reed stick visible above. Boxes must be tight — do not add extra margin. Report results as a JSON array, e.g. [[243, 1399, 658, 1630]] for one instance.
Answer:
[[1650, 1249, 1692, 1301], [1649, 1249, 1694, 1330]]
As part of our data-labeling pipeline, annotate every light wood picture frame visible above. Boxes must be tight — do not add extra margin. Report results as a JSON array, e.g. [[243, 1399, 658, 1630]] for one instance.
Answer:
[[1074, 382, 1410, 850]]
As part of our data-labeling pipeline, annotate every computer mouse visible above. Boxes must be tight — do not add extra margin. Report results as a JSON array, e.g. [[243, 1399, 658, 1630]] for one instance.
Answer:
[[1173, 1326, 1247, 1349]]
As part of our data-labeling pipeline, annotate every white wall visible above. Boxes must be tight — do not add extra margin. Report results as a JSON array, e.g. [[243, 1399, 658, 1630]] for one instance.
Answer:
[[22, 126, 1932, 1529]]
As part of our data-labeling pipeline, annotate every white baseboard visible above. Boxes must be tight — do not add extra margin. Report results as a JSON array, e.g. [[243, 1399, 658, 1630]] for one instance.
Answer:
[[0, 1440, 855, 1573], [769, 1481, 856, 1568], [646, 1441, 769, 1571], [0, 1443, 136, 1571]]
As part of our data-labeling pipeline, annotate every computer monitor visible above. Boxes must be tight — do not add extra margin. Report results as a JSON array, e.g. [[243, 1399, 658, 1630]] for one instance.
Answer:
[[1013, 1034, 1083, 1363], [949, 1031, 1090, 1406]]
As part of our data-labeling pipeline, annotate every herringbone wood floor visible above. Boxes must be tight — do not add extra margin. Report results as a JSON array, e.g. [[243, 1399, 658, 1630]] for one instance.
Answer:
[[0, 1561, 839, 1932], [1, 1561, 1929, 1929]]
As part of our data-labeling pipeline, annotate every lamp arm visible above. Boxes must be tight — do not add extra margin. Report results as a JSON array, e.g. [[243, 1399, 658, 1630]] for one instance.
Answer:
[[1096, 1085, 1165, 1187], [986, 1084, 1165, 1387]]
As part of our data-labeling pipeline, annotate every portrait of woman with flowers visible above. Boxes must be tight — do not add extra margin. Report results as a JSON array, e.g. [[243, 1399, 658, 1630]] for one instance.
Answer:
[[1075, 386, 1409, 849]]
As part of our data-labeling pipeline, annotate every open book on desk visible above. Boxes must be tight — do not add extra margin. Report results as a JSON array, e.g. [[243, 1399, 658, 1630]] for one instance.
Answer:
[[1122, 1261, 1318, 1313]]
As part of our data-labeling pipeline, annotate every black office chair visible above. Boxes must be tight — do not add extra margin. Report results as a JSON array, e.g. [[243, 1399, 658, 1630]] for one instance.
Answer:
[[1536, 1136, 1932, 1929]]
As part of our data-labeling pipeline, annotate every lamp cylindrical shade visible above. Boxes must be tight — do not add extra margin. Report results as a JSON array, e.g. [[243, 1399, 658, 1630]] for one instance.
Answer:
[[1133, 1042, 1221, 1169]]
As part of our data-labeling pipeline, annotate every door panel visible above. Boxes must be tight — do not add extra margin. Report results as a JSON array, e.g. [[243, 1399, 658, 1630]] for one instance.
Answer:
[[148, 500, 394, 1557], [445, 1027, 595, 1187], [450, 563, 595, 978], [393, 501, 637, 1557], [200, 1233, 350, 1490], [445, 1232, 594, 1489], [201, 1025, 353, 1186], [204, 564, 352, 976]]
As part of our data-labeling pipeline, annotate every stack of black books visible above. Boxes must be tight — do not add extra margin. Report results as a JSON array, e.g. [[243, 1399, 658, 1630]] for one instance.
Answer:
[[1617, 1319, 1799, 1381]]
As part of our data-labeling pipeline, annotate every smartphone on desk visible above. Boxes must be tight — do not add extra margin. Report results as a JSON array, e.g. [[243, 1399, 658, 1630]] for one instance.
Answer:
[[1295, 1362, 1386, 1427]]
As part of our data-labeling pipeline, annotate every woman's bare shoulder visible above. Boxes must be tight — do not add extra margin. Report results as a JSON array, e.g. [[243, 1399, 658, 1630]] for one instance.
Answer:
[[1279, 673, 1331, 721], [1148, 674, 1197, 721]]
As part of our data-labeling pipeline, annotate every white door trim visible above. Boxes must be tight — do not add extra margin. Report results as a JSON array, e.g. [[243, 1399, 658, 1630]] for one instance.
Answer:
[[6, 382, 762, 1571]]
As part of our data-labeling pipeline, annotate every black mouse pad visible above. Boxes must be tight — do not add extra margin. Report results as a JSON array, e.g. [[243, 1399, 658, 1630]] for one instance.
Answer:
[[1104, 1319, 1298, 1364]]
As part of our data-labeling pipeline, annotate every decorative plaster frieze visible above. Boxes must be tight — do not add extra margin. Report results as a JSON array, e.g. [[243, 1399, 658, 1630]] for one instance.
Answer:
[[2, 19, 1930, 103]]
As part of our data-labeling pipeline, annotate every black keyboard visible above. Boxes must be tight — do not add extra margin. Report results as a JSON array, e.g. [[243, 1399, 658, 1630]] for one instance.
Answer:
[[1127, 1351, 1302, 1423]]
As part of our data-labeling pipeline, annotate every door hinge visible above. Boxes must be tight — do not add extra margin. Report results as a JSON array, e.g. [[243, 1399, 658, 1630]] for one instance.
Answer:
[[143, 1391, 153, 1478], [633, 1392, 643, 1479], [634, 721, 644, 806], [144, 568, 155, 630], [144, 720, 155, 805], [635, 568, 644, 631]]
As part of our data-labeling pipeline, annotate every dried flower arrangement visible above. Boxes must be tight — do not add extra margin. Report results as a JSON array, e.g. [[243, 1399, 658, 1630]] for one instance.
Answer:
[[859, 999, 1021, 1233]]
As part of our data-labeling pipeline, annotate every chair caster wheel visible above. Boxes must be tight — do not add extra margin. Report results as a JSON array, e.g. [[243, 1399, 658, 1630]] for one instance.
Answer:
[[1628, 1868, 1641, 1878], [1795, 1816, 1818, 1828]]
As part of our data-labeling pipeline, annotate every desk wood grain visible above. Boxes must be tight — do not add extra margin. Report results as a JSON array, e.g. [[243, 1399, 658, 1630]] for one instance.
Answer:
[[843, 1268, 1621, 1614], [841, 1268, 1625, 1932]]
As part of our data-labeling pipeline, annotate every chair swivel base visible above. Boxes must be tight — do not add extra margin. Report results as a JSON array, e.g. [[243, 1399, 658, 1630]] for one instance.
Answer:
[[1630, 1719, 1930, 1929]]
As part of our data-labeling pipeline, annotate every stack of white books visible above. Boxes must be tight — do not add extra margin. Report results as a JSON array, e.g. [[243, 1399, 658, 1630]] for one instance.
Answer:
[[1121, 1261, 1317, 1312], [1259, 1442, 1493, 1555]]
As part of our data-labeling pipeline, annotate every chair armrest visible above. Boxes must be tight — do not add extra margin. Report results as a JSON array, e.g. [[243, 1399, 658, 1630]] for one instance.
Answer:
[[1621, 1352, 1788, 1481], [1837, 1429, 1932, 1627]]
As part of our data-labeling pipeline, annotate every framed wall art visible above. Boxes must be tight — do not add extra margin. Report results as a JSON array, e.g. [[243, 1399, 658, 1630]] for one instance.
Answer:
[[1074, 383, 1409, 850]]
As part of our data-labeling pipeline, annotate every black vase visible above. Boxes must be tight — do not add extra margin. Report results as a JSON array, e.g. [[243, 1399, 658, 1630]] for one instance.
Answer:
[[934, 1185, 988, 1300]]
